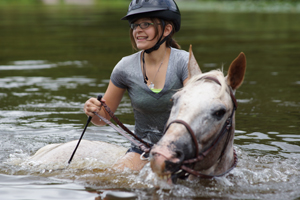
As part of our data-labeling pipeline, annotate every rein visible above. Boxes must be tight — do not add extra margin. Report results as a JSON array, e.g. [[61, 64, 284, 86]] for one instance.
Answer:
[[68, 95, 151, 165], [164, 76, 238, 179], [96, 100, 152, 153]]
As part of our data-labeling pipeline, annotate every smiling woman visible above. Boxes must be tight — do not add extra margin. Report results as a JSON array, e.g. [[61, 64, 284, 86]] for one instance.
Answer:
[[83, 0, 190, 171]]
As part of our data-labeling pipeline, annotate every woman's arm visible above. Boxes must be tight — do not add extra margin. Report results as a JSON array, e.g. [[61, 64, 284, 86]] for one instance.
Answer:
[[84, 80, 126, 126]]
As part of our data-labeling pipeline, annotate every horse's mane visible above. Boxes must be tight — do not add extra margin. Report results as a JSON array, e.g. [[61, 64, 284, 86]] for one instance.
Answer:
[[186, 69, 227, 99]]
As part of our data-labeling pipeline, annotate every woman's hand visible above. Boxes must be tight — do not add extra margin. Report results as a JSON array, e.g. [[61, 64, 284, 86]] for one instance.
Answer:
[[84, 97, 106, 117], [83, 80, 126, 126]]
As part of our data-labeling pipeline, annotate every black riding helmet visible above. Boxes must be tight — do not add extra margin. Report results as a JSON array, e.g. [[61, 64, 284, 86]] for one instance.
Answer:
[[121, 0, 181, 32], [122, 0, 181, 54]]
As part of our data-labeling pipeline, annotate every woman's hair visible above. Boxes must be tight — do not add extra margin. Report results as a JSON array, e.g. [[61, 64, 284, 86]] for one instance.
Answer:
[[129, 18, 181, 51]]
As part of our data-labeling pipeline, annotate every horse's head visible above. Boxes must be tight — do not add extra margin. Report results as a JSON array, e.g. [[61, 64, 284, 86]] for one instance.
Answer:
[[150, 45, 246, 183]]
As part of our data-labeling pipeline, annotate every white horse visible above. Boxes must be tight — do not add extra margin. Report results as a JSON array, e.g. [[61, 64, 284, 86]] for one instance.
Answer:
[[150, 45, 246, 183], [26, 45, 245, 176]]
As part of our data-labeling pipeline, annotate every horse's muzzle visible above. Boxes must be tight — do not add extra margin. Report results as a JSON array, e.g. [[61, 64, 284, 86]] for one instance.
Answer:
[[164, 149, 184, 172], [150, 148, 190, 183], [164, 150, 190, 183]]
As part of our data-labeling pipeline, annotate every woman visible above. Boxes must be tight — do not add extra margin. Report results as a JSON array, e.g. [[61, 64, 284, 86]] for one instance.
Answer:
[[84, 0, 189, 171]]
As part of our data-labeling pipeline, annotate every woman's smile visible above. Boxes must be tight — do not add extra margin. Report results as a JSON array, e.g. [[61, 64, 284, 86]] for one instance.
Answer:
[[135, 33, 156, 49], [136, 36, 148, 41]]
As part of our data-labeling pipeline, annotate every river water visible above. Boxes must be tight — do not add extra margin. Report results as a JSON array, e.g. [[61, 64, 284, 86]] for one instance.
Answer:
[[0, 2, 299, 200]]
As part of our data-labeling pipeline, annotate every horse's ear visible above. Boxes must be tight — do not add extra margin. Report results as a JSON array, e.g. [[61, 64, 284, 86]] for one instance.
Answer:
[[188, 45, 202, 79], [226, 52, 246, 90]]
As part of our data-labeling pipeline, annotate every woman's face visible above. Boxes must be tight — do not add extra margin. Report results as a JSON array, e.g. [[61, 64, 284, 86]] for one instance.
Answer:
[[132, 18, 161, 50]]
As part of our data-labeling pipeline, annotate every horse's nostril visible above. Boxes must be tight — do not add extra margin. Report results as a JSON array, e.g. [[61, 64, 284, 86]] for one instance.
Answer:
[[164, 150, 184, 173], [174, 150, 184, 162]]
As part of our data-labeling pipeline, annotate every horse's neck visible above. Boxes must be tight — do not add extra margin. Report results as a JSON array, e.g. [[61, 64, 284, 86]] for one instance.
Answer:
[[214, 128, 235, 175], [194, 128, 235, 177]]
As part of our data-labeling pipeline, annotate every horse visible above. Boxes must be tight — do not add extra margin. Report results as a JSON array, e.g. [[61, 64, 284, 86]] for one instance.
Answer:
[[24, 45, 245, 178], [150, 45, 246, 183]]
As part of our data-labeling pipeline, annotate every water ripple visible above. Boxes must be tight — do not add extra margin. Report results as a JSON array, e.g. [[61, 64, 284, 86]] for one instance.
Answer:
[[0, 60, 87, 71]]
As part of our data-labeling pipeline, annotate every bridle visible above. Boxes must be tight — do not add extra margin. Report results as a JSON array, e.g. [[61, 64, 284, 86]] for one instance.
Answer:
[[163, 76, 238, 180]]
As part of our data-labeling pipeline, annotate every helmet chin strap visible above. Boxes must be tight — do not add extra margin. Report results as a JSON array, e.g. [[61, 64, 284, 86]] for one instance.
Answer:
[[142, 20, 172, 84], [144, 20, 166, 54]]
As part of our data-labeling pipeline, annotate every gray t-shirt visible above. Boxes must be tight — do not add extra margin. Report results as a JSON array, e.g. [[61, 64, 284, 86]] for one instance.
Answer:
[[110, 47, 189, 145]]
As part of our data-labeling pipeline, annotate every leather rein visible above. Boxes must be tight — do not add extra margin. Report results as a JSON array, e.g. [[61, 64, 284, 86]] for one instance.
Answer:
[[164, 76, 238, 179], [94, 101, 152, 154]]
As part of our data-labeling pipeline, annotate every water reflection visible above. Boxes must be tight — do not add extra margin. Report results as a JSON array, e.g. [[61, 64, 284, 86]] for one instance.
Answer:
[[0, 60, 87, 71]]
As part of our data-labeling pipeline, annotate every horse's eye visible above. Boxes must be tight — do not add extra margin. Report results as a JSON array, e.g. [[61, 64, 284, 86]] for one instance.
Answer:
[[213, 109, 226, 120]]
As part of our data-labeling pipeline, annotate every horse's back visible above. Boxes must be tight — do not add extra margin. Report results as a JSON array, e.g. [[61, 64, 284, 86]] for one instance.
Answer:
[[29, 140, 127, 169]]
